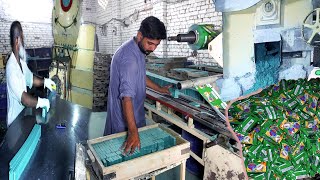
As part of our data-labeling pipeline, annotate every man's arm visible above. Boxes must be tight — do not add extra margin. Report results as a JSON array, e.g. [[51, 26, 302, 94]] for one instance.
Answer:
[[33, 75, 56, 91], [146, 76, 171, 95], [21, 92, 38, 107], [32, 75, 44, 88], [122, 97, 140, 154]]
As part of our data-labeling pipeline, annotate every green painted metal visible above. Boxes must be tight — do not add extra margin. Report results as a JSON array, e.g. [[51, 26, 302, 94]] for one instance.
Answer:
[[188, 24, 219, 50]]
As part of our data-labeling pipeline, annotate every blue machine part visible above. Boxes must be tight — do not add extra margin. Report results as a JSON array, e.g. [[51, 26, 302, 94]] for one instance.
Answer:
[[62, 0, 71, 7]]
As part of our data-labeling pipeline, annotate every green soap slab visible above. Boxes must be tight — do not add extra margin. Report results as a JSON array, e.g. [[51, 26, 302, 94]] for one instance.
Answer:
[[168, 135, 176, 147], [123, 155, 131, 161], [131, 153, 139, 159], [115, 150, 122, 155], [102, 159, 107, 165], [10, 128, 34, 167], [157, 139, 165, 151], [113, 144, 122, 151], [114, 155, 122, 164], [150, 143, 157, 152], [10, 125, 40, 168], [9, 125, 41, 180]]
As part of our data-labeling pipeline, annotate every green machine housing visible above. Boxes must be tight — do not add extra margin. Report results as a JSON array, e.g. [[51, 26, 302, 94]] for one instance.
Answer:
[[168, 24, 219, 50]]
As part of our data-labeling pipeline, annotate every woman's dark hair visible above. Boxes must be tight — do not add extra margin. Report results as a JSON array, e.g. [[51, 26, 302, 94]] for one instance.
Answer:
[[138, 16, 166, 40], [10, 21, 23, 49]]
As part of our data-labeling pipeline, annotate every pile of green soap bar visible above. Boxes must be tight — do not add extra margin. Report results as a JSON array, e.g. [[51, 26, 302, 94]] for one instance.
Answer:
[[228, 79, 320, 179], [93, 127, 176, 167]]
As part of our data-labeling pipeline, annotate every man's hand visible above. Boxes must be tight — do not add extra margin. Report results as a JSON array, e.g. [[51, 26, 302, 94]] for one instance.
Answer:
[[44, 78, 56, 91], [36, 97, 50, 112], [122, 129, 140, 155], [158, 84, 172, 95]]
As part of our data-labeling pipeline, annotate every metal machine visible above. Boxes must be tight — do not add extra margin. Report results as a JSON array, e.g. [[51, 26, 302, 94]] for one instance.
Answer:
[[145, 24, 245, 178], [168, 24, 219, 51], [51, 0, 81, 99], [0, 0, 244, 179]]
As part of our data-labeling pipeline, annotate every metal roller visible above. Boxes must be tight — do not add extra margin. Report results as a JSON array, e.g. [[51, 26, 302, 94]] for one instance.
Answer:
[[168, 24, 220, 50], [177, 75, 222, 90]]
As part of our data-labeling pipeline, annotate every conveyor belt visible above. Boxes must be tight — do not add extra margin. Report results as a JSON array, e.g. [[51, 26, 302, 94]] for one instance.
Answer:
[[146, 89, 235, 140]]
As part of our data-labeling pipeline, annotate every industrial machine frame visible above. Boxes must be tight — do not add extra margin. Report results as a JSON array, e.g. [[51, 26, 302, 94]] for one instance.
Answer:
[[144, 100, 243, 174]]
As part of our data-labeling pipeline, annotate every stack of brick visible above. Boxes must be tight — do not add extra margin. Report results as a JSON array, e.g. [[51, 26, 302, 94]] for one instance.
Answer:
[[93, 53, 112, 112]]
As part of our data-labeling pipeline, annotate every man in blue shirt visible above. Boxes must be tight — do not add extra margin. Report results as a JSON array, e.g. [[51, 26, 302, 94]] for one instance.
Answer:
[[104, 16, 171, 154]]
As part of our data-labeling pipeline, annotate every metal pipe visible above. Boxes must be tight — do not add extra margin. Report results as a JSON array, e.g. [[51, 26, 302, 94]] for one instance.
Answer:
[[168, 31, 196, 43], [177, 75, 222, 90]]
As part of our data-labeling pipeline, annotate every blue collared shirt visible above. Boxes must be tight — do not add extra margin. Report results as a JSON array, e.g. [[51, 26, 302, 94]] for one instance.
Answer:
[[104, 38, 146, 135]]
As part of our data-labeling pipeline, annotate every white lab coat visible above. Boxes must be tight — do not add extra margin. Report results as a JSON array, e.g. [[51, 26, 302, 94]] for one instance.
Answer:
[[6, 52, 33, 127]]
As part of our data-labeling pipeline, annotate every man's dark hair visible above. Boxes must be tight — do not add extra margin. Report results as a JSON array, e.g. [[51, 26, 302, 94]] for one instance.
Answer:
[[10, 21, 23, 49], [139, 16, 166, 40]]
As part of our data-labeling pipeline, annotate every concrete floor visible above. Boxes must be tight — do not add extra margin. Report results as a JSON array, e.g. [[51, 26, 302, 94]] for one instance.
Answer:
[[88, 112, 201, 180]]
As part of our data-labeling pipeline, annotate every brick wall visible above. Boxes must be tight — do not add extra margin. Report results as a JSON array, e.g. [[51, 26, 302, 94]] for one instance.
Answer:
[[0, 0, 99, 55], [81, 0, 97, 24], [96, 0, 122, 54], [166, 0, 222, 64], [95, 0, 222, 64], [0, 0, 222, 63], [0, 0, 54, 54]]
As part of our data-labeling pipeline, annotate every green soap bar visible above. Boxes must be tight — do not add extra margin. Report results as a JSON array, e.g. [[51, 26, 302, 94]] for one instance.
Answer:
[[189, 102, 200, 107], [292, 151, 307, 165], [113, 155, 122, 164], [123, 155, 132, 161], [278, 162, 294, 173], [158, 139, 164, 150], [102, 159, 107, 166], [115, 150, 122, 155], [252, 173, 265, 180], [168, 135, 176, 147], [293, 170, 308, 179], [236, 115, 259, 133]]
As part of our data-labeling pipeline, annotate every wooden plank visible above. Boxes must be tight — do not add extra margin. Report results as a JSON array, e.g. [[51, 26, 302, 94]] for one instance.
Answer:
[[88, 124, 159, 144], [180, 160, 186, 180], [190, 151, 204, 166], [144, 103, 211, 142]]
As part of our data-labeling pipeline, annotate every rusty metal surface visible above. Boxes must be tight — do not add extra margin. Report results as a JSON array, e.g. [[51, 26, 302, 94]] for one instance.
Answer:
[[203, 145, 246, 180]]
